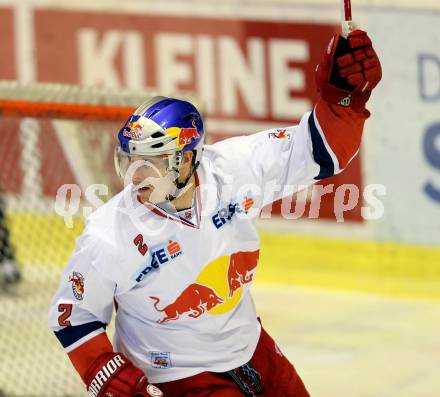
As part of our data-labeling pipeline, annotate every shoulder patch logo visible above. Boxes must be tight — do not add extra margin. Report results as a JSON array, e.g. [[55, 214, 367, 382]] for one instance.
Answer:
[[69, 271, 84, 300], [268, 129, 291, 140]]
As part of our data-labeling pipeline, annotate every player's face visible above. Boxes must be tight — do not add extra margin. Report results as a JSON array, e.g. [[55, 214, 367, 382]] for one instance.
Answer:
[[132, 156, 177, 204], [115, 148, 176, 204]]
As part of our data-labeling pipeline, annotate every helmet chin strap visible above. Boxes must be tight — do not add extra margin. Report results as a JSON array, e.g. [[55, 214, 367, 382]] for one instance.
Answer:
[[165, 151, 199, 202]]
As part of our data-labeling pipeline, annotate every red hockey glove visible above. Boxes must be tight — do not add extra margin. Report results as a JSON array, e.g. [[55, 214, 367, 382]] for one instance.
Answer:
[[85, 352, 164, 397], [315, 29, 382, 113]]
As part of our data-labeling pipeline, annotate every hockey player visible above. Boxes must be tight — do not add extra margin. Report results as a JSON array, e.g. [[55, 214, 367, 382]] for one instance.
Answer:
[[49, 30, 382, 397]]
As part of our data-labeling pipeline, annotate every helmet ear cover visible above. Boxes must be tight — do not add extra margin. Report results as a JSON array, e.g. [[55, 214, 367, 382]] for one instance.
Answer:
[[172, 149, 200, 190]]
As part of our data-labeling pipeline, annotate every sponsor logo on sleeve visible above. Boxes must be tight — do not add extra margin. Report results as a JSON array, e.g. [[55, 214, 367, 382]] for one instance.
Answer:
[[212, 196, 254, 229], [69, 271, 85, 300], [268, 129, 291, 140]]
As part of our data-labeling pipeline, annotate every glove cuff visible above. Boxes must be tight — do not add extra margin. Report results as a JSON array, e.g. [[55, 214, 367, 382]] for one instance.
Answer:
[[320, 88, 372, 114]]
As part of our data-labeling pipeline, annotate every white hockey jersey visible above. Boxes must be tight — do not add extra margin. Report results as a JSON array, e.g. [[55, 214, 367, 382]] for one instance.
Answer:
[[48, 101, 366, 383]]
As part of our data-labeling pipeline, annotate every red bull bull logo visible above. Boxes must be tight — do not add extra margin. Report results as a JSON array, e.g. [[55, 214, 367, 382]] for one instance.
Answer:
[[178, 127, 200, 146], [69, 271, 85, 300], [227, 250, 259, 297], [149, 249, 259, 323], [150, 283, 224, 323]]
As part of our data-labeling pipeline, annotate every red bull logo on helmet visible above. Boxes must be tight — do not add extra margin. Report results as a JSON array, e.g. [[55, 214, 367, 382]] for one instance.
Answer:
[[69, 271, 85, 300], [123, 119, 144, 140], [178, 127, 200, 146], [165, 123, 201, 150]]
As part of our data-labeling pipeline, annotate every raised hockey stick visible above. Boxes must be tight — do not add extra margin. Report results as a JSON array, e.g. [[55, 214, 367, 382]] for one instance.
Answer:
[[341, 0, 354, 38]]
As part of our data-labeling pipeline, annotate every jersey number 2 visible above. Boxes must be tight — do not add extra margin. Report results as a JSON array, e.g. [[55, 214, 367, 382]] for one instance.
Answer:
[[134, 234, 148, 256], [58, 303, 72, 326]]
